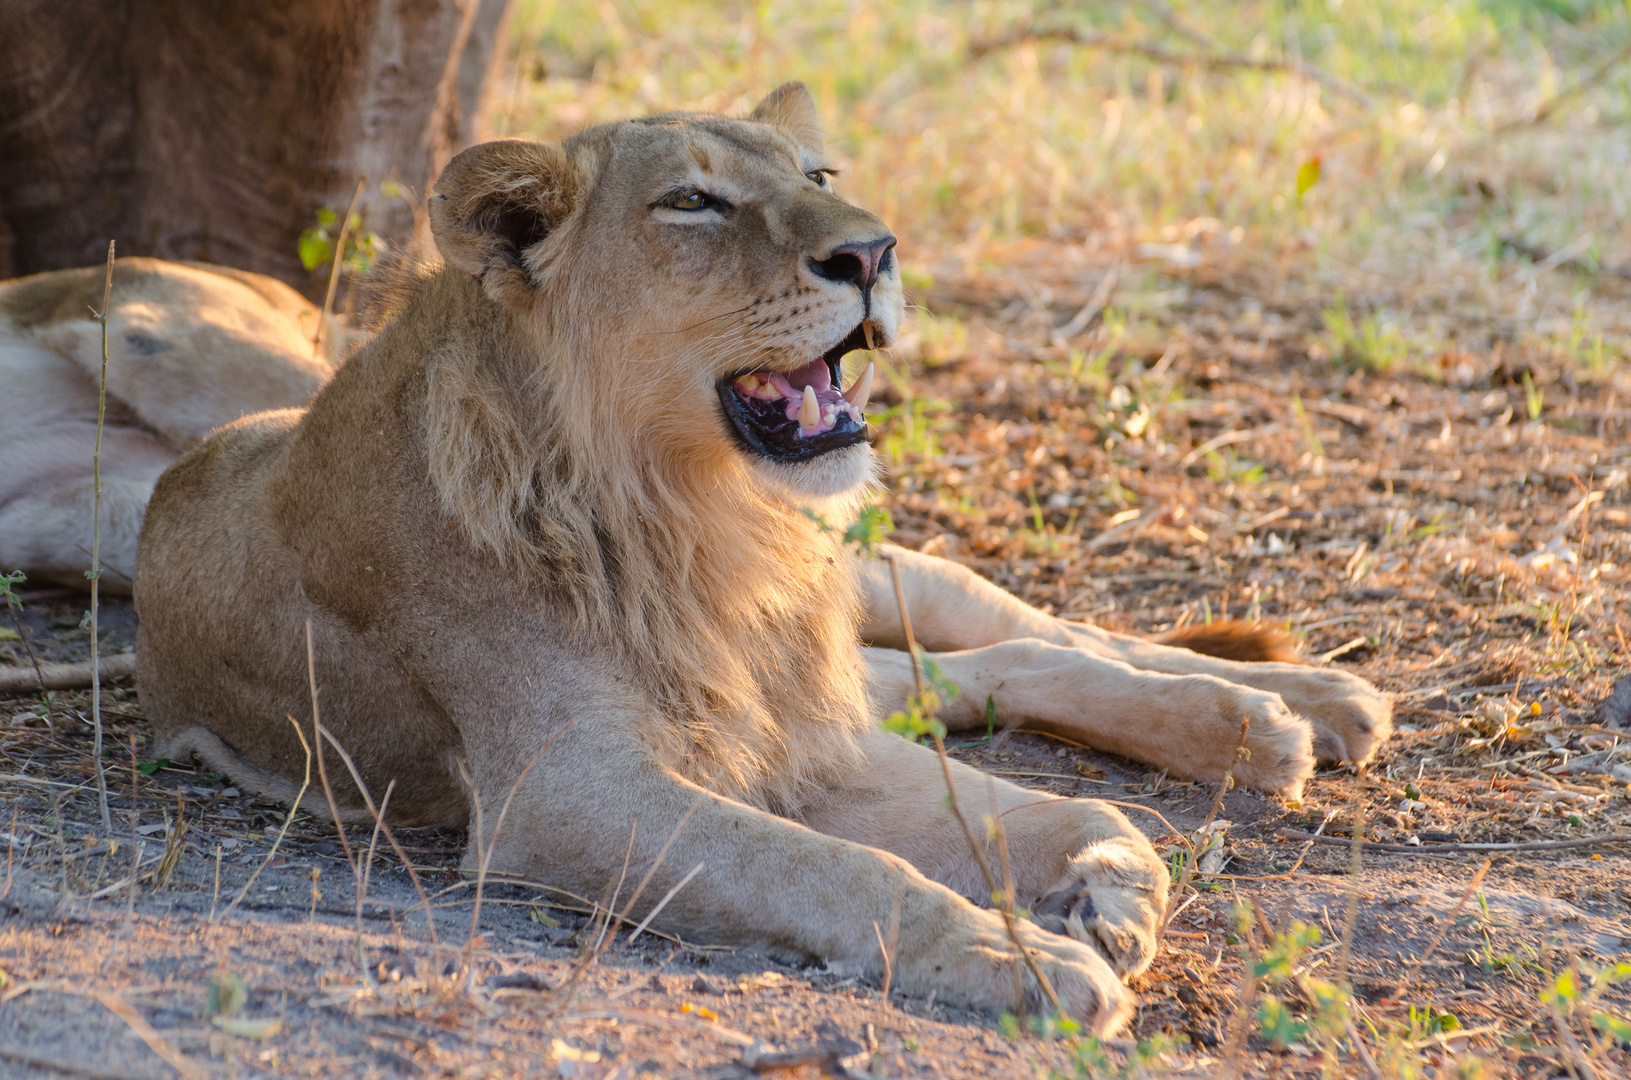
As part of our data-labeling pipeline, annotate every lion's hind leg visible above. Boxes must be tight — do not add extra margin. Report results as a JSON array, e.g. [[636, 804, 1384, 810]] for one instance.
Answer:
[[862, 642, 1317, 798]]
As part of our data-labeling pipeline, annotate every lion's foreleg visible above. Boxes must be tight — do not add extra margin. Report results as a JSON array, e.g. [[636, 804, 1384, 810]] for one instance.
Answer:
[[862, 642, 1316, 797], [461, 716, 1131, 1031], [798, 728, 1167, 978]]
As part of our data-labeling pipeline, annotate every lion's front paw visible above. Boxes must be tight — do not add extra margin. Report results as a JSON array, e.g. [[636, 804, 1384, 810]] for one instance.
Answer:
[[1216, 685, 1316, 799], [1031, 838, 1165, 977], [905, 907, 1133, 1033], [1272, 669, 1393, 766]]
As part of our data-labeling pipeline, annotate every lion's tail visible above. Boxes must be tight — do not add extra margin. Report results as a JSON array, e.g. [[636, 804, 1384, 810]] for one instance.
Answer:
[[1157, 619, 1302, 664], [155, 725, 378, 825]]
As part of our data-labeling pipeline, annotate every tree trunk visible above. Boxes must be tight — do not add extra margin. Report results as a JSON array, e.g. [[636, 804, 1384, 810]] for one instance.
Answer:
[[0, 0, 511, 295]]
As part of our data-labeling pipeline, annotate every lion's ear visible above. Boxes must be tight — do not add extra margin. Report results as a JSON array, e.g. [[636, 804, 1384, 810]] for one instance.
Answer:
[[749, 82, 825, 154], [429, 139, 581, 301]]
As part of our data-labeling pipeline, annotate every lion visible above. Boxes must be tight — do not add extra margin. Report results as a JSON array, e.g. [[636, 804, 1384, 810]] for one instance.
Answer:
[[127, 84, 1390, 1030], [0, 258, 336, 594]]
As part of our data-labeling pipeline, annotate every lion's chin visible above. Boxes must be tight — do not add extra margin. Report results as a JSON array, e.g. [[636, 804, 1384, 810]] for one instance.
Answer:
[[750, 441, 879, 501]]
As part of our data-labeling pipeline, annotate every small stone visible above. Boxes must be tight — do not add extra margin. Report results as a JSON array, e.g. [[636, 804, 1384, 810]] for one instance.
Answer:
[[1595, 675, 1631, 728]]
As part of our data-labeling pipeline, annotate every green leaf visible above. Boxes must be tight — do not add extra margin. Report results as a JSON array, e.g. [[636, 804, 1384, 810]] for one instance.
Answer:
[[137, 758, 171, 776], [841, 504, 893, 553], [212, 1015, 282, 1039], [1593, 1013, 1631, 1045], [1295, 157, 1321, 198], [207, 971, 247, 1016], [298, 230, 331, 272], [1257, 996, 1309, 1048], [1544, 968, 1581, 1009], [0, 627, 19, 641], [1594, 962, 1631, 987]]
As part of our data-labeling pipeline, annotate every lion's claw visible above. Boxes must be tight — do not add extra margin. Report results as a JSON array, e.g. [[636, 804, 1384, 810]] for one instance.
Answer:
[[1030, 840, 1165, 978]]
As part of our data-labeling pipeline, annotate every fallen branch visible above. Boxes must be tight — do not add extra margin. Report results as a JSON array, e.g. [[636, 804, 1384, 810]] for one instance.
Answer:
[[970, 26, 1374, 107], [1493, 37, 1631, 134], [1278, 829, 1631, 855], [0, 653, 136, 694]]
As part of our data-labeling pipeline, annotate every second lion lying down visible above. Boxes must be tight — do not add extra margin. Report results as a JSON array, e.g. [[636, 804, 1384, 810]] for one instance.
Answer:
[[134, 84, 1390, 1030]]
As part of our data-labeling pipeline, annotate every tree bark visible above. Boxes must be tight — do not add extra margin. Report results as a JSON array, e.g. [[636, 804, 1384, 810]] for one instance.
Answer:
[[0, 0, 510, 294]]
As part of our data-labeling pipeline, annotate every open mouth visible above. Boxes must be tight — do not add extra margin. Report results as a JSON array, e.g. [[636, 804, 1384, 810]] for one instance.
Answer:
[[717, 323, 877, 463]]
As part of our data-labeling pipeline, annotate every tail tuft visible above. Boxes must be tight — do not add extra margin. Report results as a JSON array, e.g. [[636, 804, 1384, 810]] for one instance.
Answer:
[[1158, 620, 1302, 664]]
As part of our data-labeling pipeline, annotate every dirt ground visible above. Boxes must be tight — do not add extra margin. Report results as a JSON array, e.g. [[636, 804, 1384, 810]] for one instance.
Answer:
[[4, 246, 1631, 1077]]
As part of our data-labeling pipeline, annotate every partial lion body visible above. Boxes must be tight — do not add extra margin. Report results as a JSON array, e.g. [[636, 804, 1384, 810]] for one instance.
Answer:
[[0, 258, 336, 592]]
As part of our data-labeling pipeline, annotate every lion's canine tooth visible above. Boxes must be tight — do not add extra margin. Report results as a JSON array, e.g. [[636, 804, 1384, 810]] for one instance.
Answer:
[[842, 362, 874, 412], [862, 322, 875, 350], [798, 384, 819, 428]]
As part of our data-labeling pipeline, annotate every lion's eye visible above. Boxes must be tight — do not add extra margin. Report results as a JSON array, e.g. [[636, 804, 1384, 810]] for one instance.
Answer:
[[805, 171, 827, 186], [652, 188, 731, 215]]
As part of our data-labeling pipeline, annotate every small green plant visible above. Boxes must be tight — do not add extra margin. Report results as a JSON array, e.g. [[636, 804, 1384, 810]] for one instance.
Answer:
[[1323, 293, 1409, 372], [1230, 905, 1354, 1058], [876, 396, 951, 470], [1521, 369, 1544, 421], [0, 569, 52, 719], [1546, 959, 1631, 1051], [1204, 449, 1266, 486], [879, 654, 958, 743], [842, 504, 894, 554], [207, 969, 247, 1017], [1044, 341, 1115, 397], [1291, 395, 1324, 459], [912, 309, 967, 366], [801, 504, 894, 555], [1011, 1007, 1181, 1079], [297, 198, 390, 279], [1407, 1003, 1462, 1037]]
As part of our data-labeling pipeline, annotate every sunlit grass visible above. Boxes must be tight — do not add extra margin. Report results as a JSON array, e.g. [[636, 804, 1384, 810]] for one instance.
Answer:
[[492, 0, 1631, 370]]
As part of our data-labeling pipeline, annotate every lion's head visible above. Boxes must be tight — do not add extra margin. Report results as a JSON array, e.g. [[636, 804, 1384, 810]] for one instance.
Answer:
[[427, 81, 902, 501]]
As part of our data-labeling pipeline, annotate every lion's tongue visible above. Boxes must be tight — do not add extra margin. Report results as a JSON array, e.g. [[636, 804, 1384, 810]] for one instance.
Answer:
[[783, 358, 832, 394]]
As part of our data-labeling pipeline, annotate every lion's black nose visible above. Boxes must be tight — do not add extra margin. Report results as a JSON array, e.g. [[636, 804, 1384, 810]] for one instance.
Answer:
[[809, 235, 897, 294]]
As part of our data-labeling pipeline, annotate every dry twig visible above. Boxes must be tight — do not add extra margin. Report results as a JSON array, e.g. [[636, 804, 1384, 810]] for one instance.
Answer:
[[1278, 829, 1631, 855], [314, 178, 366, 356], [218, 717, 311, 921], [87, 240, 115, 831], [1163, 716, 1248, 932]]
